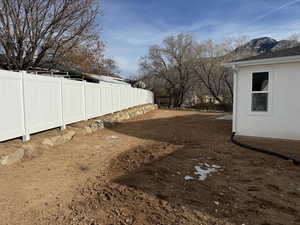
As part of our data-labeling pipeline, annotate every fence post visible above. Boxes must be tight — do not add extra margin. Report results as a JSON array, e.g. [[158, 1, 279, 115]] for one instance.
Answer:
[[110, 83, 114, 113], [83, 80, 88, 121], [60, 78, 66, 130], [21, 71, 30, 142], [98, 81, 102, 116], [119, 86, 122, 111]]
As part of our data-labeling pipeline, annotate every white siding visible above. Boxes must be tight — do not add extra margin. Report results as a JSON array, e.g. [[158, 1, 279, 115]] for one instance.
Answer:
[[235, 62, 300, 140]]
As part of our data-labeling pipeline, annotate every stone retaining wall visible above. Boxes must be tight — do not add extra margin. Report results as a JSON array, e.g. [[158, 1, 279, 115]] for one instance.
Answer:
[[0, 104, 158, 167]]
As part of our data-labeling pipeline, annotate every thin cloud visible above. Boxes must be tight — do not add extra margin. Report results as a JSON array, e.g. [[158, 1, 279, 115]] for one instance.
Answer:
[[251, 0, 300, 24], [106, 20, 300, 76], [102, 0, 300, 76]]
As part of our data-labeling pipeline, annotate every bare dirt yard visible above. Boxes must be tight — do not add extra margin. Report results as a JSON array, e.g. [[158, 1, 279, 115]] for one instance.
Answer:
[[0, 109, 299, 225]]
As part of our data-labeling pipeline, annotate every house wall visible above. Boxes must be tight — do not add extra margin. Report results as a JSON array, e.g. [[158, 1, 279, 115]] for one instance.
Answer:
[[235, 62, 300, 140]]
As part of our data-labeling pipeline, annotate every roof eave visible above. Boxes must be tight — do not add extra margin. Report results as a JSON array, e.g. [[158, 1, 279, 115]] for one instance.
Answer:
[[223, 55, 300, 68]]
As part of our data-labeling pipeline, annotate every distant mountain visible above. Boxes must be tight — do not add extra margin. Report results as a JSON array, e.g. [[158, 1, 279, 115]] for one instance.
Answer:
[[235, 37, 300, 55]]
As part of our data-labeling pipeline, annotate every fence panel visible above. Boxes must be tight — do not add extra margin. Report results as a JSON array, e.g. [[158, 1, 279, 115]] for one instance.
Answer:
[[23, 73, 62, 134], [100, 82, 113, 115], [129, 88, 134, 108], [134, 88, 139, 106], [109, 84, 115, 113], [0, 71, 25, 141], [120, 86, 128, 110], [117, 86, 122, 111], [133, 88, 137, 107], [85, 82, 102, 119], [126, 86, 131, 108], [111, 83, 119, 112], [62, 79, 85, 125]]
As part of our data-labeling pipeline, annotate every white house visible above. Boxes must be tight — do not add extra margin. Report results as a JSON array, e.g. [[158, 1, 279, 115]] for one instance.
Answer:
[[225, 46, 300, 140]]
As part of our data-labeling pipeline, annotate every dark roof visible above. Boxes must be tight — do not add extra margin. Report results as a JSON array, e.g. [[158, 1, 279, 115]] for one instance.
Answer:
[[233, 46, 300, 62]]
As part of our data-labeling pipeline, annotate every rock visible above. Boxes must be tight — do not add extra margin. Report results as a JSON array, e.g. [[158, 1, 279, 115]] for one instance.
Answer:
[[113, 117, 122, 122], [37, 104, 157, 148], [0, 149, 25, 166], [0, 104, 157, 167], [122, 114, 130, 120], [22, 144, 35, 156], [54, 131, 76, 145], [84, 126, 93, 134], [42, 138, 54, 146], [136, 110, 143, 116], [128, 111, 135, 118], [50, 135, 64, 145], [62, 131, 76, 141], [42, 131, 76, 146], [90, 120, 104, 131]]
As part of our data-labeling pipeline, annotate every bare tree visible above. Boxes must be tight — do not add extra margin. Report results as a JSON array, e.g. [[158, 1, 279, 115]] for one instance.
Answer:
[[98, 58, 121, 77], [139, 34, 254, 109], [193, 37, 254, 107], [140, 34, 198, 107], [0, 0, 100, 70], [59, 37, 120, 77], [288, 33, 300, 42]]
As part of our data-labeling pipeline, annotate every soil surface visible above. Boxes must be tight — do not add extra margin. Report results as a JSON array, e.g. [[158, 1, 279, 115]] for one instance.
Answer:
[[0, 110, 299, 225]]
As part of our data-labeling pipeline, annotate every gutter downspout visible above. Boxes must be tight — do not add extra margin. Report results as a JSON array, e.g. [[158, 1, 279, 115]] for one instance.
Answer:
[[232, 64, 238, 133]]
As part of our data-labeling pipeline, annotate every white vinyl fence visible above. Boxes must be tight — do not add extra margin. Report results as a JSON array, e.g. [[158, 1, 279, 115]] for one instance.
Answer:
[[0, 70, 154, 142]]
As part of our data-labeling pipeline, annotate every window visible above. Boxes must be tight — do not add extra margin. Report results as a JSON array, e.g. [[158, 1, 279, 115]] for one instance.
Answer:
[[251, 72, 269, 112]]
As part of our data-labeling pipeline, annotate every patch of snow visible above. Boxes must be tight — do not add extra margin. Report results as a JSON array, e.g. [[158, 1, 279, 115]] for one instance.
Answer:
[[194, 166, 218, 181], [184, 163, 222, 181], [184, 175, 195, 181], [216, 115, 232, 120], [195, 163, 222, 181], [212, 165, 222, 169]]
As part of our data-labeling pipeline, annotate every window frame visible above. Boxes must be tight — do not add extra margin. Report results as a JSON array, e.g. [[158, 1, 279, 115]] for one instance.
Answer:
[[249, 70, 273, 116]]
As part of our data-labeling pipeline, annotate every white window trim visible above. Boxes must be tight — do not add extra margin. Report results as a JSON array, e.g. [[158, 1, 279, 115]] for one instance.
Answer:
[[249, 70, 273, 116]]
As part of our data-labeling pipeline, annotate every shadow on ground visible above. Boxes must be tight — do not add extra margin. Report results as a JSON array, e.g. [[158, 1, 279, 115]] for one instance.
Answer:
[[105, 112, 300, 225], [60, 112, 300, 225], [109, 112, 231, 146]]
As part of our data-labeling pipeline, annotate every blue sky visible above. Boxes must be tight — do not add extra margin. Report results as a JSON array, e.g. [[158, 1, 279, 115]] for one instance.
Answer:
[[100, 0, 300, 77]]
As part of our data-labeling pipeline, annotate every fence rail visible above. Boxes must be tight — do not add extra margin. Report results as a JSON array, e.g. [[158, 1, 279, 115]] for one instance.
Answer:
[[0, 70, 154, 142]]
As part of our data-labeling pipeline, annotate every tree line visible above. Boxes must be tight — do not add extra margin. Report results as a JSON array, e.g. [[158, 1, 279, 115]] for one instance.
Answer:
[[138, 34, 255, 110]]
